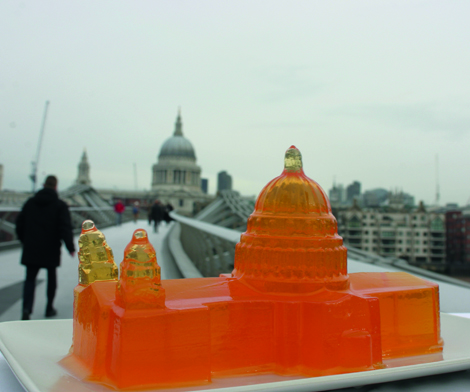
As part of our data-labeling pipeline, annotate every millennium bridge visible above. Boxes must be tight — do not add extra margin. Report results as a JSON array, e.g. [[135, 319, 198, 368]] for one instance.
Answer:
[[2, 186, 470, 391], [1, 185, 470, 322]]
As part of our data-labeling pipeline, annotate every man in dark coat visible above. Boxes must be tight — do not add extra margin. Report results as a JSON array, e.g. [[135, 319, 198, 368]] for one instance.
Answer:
[[16, 175, 75, 320], [150, 199, 165, 233], [163, 202, 174, 224]]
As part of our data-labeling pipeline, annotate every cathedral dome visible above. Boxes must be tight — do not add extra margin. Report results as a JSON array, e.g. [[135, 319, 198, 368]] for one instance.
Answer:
[[158, 112, 196, 160], [159, 135, 196, 159]]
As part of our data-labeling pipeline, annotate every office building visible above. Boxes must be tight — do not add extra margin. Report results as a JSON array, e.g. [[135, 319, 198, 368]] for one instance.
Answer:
[[337, 202, 446, 271], [217, 171, 232, 192]]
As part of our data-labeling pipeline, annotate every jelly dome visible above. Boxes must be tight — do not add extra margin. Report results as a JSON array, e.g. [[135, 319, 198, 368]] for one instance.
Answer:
[[232, 146, 348, 294]]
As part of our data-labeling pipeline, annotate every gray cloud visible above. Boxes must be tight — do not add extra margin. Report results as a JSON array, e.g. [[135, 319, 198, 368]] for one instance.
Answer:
[[328, 102, 470, 136], [255, 65, 325, 103]]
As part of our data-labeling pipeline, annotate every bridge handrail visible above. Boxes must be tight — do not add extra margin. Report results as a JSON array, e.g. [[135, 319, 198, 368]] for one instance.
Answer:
[[169, 211, 470, 288], [0, 206, 22, 212], [347, 243, 470, 289], [169, 211, 241, 244], [0, 205, 129, 251], [70, 206, 114, 212], [166, 223, 204, 279], [0, 206, 115, 212], [167, 212, 239, 277]]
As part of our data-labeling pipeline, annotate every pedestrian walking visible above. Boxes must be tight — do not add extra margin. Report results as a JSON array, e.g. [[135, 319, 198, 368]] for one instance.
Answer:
[[114, 199, 125, 225], [15, 175, 75, 320], [163, 202, 174, 224], [150, 200, 165, 233], [132, 201, 140, 223]]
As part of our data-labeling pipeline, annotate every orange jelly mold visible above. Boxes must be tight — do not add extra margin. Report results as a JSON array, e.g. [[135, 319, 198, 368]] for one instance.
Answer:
[[232, 145, 348, 293], [64, 146, 443, 390]]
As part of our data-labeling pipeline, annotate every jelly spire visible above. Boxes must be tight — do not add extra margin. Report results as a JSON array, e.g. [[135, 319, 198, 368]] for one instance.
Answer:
[[77, 220, 118, 285], [116, 229, 165, 308], [284, 145, 303, 173], [232, 146, 348, 294]]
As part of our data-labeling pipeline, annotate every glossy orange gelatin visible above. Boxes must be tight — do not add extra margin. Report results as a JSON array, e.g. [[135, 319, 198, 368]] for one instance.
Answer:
[[65, 146, 443, 390]]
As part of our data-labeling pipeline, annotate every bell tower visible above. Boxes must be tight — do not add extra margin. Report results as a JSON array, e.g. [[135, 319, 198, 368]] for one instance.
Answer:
[[76, 149, 91, 185]]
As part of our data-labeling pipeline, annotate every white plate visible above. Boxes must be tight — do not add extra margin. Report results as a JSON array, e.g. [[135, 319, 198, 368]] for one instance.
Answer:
[[1, 314, 470, 392]]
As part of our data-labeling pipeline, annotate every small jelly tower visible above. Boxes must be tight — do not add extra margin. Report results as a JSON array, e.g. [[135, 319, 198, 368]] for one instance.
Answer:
[[71, 220, 118, 379], [77, 220, 118, 285], [233, 145, 348, 293], [116, 229, 165, 309], [66, 147, 443, 390]]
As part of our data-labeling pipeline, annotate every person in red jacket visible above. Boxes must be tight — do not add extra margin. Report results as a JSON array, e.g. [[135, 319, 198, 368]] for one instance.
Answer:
[[114, 199, 125, 225]]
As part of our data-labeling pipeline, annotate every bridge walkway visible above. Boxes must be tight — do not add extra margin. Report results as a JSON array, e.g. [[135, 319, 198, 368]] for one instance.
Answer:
[[0, 220, 180, 323]]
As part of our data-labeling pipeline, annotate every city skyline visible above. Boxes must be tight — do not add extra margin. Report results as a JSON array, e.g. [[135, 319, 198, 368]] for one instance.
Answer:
[[1, 1, 470, 205]]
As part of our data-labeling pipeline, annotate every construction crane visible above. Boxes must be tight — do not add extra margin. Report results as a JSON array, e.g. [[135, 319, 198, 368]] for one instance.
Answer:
[[435, 154, 440, 206], [29, 100, 50, 193]]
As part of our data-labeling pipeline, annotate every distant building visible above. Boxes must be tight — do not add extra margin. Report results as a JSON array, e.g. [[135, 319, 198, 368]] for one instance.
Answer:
[[149, 111, 210, 215], [359, 188, 414, 209], [217, 171, 232, 192], [362, 188, 388, 208], [201, 178, 208, 194], [0, 165, 31, 205], [337, 202, 446, 271], [445, 210, 470, 273], [387, 190, 415, 209], [346, 181, 361, 203], [0, 189, 30, 206], [71, 112, 214, 216], [75, 149, 91, 185], [328, 183, 345, 206]]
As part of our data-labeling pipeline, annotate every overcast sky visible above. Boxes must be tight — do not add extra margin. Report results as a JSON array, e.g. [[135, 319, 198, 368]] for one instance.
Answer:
[[1, 0, 469, 206]]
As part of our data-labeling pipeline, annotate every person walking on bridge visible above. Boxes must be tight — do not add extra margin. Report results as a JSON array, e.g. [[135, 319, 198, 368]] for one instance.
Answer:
[[114, 199, 125, 225], [16, 175, 75, 320], [150, 199, 165, 233]]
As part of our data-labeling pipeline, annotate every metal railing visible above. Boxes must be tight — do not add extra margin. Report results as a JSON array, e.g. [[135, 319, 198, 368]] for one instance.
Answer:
[[346, 246, 470, 289], [0, 183, 139, 251], [0, 205, 134, 250], [168, 212, 470, 289], [167, 212, 240, 277], [68, 206, 135, 232], [195, 190, 254, 231]]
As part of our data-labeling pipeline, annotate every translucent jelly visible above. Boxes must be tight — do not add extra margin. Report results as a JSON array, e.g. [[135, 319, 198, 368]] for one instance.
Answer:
[[65, 147, 443, 390]]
